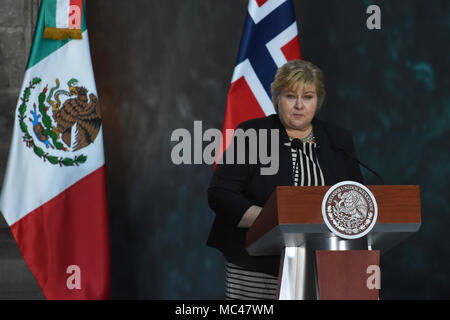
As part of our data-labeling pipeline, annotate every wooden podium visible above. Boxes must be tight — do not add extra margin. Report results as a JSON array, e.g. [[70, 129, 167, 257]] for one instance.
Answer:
[[246, 186, 421, 300]]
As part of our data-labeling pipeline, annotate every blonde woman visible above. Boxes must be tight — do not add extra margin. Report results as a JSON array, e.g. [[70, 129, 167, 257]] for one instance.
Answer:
[[207, 60, 363, 300]]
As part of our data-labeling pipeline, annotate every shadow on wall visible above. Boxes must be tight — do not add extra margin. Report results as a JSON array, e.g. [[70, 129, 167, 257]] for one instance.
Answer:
[[86, 2, 137, 299]]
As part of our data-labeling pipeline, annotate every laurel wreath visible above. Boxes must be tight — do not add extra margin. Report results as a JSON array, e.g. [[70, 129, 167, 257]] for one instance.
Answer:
[[18, 77, 87, 167], [327, 194, 372, 235]]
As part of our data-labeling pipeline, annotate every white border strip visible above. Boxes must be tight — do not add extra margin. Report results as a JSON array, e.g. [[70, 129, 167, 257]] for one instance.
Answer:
[[231, 59, 275, 116], [248, 0, 287, 24], [266, 22, 298, 68], [56, 0, 70, 29]]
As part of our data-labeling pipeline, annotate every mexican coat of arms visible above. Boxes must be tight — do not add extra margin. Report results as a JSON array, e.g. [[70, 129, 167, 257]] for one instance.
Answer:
[[18, 77, 102, 166]]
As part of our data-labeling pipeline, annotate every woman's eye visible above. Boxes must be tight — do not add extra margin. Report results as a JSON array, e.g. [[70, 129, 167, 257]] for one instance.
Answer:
[[304, 95, 313, 100], [286, 94, 296, 99]]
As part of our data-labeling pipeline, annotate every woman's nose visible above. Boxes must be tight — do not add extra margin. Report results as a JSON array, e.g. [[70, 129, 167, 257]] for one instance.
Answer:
[[294, 98, 303, 109]]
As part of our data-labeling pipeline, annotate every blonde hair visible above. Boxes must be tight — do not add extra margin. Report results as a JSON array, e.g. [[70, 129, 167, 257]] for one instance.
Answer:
[[270, 59, 326, 112]]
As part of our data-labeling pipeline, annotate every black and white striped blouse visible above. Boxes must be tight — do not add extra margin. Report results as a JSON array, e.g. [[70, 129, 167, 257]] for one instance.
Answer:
[[289, 138, 325, 187], [225, 261, 278, 300], [225, 138, 325, 300]]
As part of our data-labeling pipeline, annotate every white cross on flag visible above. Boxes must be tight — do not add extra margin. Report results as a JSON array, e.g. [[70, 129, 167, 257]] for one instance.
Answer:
[[216, 0, 302, 162]]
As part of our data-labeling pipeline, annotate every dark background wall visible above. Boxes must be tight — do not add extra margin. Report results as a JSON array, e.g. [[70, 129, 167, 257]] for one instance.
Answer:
[[0, 0, 449, 299]]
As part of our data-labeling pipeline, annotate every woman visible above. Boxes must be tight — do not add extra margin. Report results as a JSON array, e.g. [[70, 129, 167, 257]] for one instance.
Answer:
[[207, 60, 363, 300]]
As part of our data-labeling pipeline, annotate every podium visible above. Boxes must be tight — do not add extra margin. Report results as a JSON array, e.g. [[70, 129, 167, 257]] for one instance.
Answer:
[[246, 186, 421, 300]]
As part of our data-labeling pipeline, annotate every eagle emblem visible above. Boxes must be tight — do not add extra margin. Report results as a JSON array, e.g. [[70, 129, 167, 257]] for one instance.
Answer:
[[321, 181, 378, 240], [18, 77, 102, 166]]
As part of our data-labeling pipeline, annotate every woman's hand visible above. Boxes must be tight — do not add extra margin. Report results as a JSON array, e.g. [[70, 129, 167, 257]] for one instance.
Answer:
[[238, 205, 263, 228]]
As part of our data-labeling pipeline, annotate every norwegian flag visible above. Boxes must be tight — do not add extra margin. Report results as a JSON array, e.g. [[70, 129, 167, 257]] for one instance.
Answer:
[[217, 0, 302, 161]]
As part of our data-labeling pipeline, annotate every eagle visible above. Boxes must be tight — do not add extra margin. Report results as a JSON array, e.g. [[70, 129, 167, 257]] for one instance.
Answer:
[[52, 86, 102, 151]]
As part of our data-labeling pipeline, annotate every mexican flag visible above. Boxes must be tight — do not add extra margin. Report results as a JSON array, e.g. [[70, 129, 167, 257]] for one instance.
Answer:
[[0, 0, 110, 299]]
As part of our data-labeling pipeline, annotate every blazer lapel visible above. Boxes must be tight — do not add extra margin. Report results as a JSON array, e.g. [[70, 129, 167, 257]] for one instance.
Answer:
[[272, 115, 342, 186], [274, 115, 295, 186], [312, 118, 339, 185]]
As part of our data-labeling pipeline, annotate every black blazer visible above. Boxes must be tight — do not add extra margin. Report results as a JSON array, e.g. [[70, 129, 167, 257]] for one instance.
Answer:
[[207, 114, 363, 276]]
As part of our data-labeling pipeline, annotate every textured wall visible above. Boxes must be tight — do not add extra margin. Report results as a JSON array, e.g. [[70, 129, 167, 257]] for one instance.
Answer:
[[0, 0, 449, 299], [0, 0, 44, 299], [85, 0, 248, 299], [295, 0, 450, 299]]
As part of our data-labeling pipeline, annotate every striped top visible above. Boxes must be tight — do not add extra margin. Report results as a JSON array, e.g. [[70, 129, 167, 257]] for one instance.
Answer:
[[225, 137, 326, 300], [288, 138, 325, 187], [225, 261, 278, 300]]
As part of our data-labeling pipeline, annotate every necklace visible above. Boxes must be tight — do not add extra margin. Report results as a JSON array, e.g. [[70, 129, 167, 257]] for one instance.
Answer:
[[301, 129, 315, 143], [288, 126, 315, 143]]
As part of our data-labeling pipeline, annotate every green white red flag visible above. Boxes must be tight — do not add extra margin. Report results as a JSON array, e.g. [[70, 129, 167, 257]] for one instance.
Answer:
[[43, 0, 83, 40], [0, 0, 110, 299]]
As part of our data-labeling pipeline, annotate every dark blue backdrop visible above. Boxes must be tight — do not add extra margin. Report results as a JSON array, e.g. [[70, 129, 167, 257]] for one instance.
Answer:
[[82, 0, 449, 299]]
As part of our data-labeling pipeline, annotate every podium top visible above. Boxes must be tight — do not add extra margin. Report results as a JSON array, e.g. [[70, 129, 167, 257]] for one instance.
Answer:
[[246, 185, 421, 255]]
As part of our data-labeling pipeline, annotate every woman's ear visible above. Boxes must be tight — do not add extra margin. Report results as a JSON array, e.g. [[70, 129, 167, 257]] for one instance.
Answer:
[[275, 96, 280, 113]]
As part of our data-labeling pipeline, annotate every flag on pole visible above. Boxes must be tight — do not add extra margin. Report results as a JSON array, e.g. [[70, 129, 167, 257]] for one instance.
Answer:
[[43, 0, 83, 40], [0, 0, 110, 299], [217, 0, 302, 162]]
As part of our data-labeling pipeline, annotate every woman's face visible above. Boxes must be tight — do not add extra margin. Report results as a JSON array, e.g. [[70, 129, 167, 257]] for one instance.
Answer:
[[277, 82, 318, 132]]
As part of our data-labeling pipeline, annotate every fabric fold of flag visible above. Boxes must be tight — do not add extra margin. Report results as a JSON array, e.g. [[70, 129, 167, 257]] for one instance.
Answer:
[[0, 0, 110, 299]]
